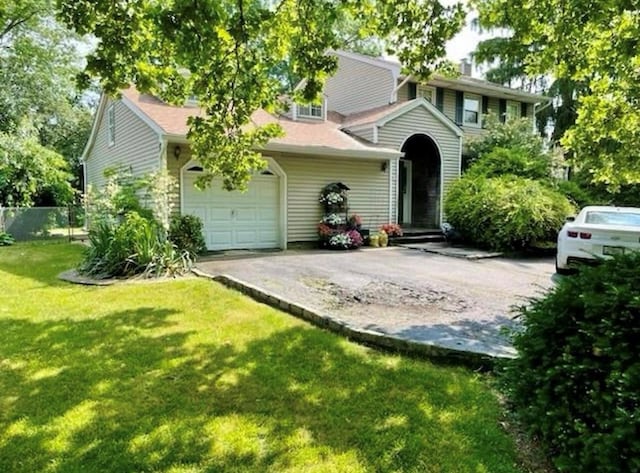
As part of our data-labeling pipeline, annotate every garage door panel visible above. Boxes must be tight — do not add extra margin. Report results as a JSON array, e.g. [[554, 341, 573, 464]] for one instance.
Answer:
[[182, 172, 280, 250], [235, 208, 257, 223]]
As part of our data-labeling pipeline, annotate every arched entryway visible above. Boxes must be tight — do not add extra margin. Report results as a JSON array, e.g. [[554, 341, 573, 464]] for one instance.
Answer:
[[398, 134, 442, 228]]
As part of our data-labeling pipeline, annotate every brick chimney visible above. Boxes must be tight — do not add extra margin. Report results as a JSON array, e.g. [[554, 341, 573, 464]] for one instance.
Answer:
[[459, 58, 472, 76]]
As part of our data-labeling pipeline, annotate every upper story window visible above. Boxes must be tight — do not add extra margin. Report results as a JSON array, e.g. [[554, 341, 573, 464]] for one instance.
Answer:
[[463, 94, 481, 127], [506, 100, 520, 121], [107, 104, 116, 146], [297, 103, 323, 119], [417, 85, 435, 103]]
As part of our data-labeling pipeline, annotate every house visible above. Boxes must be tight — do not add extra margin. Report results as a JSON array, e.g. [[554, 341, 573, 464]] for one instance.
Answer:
[[82, 50, 547, 251]]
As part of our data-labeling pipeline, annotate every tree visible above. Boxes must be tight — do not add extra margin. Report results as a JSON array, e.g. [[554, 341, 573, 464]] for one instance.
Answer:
[[57, 0, 466, 190], [0, 130, 74, 207], [471, 0, 640, 189], [0, 0, 93, 199]]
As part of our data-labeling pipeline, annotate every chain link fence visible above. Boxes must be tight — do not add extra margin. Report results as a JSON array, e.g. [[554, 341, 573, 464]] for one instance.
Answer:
[[0, 206, 86, 242]]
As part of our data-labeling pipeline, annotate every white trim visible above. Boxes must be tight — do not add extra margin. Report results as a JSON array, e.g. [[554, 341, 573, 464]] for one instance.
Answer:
[[81, 94, 108, 161], [398, 131, 453, 227], [331, 49, 401, 76], [260, 142, 401, 160], [158, 138, 168, 168], [372, 126, 379, 144], [388, 159, 393, 223], [427, 75, 550, 103], [179, 157, 288, 250], [378, 98, 463, 138]]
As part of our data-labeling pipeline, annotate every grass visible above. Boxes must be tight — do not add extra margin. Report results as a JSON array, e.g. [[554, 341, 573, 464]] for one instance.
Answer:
[[1, 241, 526, 473]]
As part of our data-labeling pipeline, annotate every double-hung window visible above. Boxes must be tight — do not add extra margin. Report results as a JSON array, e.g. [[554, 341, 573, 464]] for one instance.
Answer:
[[506, 100, 520, 122], [463, 94, 481, 127], [416, 85, 435, 103], [297, 103, 323, 119]]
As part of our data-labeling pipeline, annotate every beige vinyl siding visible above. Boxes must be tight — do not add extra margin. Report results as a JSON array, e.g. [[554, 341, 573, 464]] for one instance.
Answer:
[[324, 55, 395, 115], [86, 98, 161, 190], [397, 82, 409, 102], [377, 106, 461, 222], [349, 126, 375, 143], [274, 155, 392, 242]]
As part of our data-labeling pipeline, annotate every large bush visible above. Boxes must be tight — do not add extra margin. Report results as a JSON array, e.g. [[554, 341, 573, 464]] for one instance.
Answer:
[[465, 146, 552, 181], [503, 254, 640, 473], [444, 175, 575, 251]]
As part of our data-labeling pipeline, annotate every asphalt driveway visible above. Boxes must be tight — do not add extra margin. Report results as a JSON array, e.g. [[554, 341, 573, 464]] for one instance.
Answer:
[[196, 247, 556, 358]]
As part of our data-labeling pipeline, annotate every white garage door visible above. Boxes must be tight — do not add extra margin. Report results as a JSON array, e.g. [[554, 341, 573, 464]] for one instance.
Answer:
[[182, 169, 280, 251]]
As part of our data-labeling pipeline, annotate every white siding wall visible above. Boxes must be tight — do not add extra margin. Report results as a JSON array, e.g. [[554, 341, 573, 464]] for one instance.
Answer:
[[85, 98, 161, 189], [167, 143, 192, 214], [377, 107, 461, 222], [324, 55, 395, 115], [350, 126, 375, 143], [274, 155, 392, 242]]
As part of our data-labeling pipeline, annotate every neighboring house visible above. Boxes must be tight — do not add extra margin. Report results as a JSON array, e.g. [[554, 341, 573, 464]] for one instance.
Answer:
[[82, 50, 547, 251]]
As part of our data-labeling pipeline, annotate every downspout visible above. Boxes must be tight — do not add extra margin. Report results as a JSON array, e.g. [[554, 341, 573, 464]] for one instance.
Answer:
[[391, 75, 413, 103], [533, 101, 553, 134]]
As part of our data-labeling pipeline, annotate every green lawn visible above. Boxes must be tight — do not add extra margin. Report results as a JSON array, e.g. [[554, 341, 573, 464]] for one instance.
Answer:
[[1, 241, 524, 473]]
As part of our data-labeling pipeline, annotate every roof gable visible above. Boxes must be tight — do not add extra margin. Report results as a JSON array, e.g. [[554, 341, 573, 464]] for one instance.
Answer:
[[342, 98, 463, 138]]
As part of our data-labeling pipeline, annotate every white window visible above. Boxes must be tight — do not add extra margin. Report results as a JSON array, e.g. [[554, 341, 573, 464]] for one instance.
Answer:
[[416, 84, 435, 103], [107, 105, 116, 146], [463, 94, 481, 127], [506, 100, 520, 121], [297, 103, 323, 119]]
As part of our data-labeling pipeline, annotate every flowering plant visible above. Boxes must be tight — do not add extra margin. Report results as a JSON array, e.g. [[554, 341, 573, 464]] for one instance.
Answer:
[[329, 232, 352, 249], [321, 213, 345, 226], [380, 223, 403, 237], [346, 229, 363, 247], [319, 191, 345, 205], [317, 223, 334, 237]]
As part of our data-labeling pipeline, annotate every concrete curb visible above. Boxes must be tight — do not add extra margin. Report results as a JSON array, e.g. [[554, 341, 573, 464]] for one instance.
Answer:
[[191, 268, 499, 369]]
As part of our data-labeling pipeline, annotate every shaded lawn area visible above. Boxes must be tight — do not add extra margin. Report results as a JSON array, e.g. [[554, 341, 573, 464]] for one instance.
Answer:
[[0, 241, 523, 473]]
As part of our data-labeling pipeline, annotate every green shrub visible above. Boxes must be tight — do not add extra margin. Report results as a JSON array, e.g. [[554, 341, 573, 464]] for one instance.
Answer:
[[80, 211, 191, 278], [0, 231, 15, 246], [555, 179, 598, 208], [444, 175, 575, 251], [464, 114, 547, 168], [502, 254, 640, 473], [168, 214, 207, 257], [466, 146, 552, 181]]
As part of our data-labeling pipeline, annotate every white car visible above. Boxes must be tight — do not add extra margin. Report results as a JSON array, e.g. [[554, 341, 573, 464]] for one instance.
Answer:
[[556, 206, 640, 274]]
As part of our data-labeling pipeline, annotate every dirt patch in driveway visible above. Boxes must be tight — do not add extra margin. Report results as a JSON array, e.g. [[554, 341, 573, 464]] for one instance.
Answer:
[[308, 278, 469, 314]]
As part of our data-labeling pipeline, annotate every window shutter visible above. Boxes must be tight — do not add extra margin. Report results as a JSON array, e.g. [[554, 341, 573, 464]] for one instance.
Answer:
[[436, 87, 444, 112], [521, 102, 528, 118], [499, 99, 507, 123], [455, 91, 464, 125], [408, 82, 417, 100], [482, 96, 489, 115]]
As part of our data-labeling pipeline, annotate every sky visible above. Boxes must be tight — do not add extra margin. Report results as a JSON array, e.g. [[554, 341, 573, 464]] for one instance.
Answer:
[[443, 1, 494, 76]]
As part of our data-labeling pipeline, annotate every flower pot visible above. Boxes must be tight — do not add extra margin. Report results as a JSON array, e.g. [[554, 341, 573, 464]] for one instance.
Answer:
[[378, 231, 388, 247]]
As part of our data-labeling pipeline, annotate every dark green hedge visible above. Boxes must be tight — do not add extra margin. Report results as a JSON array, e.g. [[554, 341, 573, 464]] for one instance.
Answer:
[[444, 175, 574, 251], [503, 254, 640, 473]]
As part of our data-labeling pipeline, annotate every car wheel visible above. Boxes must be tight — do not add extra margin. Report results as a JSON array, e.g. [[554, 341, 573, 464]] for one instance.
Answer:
[[555, 257, 574, 275]]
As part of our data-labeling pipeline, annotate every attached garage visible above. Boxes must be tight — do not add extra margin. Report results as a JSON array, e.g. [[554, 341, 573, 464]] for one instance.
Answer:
[[181, 162, 284, 251]]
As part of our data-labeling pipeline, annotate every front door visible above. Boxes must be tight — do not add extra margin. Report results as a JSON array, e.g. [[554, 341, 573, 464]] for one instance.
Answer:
[[398, 159, 412, 224]]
